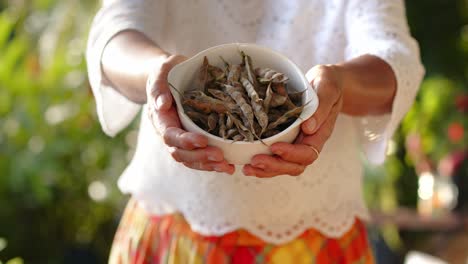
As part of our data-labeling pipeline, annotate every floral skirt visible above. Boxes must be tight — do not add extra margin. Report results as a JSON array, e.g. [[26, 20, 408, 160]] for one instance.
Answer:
[[109, 199, 375, 264]]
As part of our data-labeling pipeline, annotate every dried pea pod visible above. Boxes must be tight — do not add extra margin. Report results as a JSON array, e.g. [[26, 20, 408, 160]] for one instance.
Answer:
[[288, 90, 306, 106], [208, 65, 225, 81], [207, 113, 218, 132], [221, 83, 255, 130], [255, 67, 289, 84], [208, 89, 236, 105], [194, 57, 211, 91], [227, 64, 242, 85], [241, 77, 268, 132], [228, 113, 254, 142], [182, 50, 303, 141], [266, 105, 304, 131], [226, 128, 239, 138], [183, 92, 235, 114], [270, 93, 288, 107], [232, 134, 244, 142], [263, 83, 273, 114], [274, 83, 296, 109], [218, 113, 227, 139], [186, 110, 209, 129]]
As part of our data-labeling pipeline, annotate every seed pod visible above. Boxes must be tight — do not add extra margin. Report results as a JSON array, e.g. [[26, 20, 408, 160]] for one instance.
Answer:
[[253, 121, 263, 137], [218, 113, 227, 139], [226, 114, 234, 129], [228, 113, 254, 142], [183, 92, 235, 114], [232, 134, 244, 142], [227, 64, 242, 85], [221, 83, 255, 129], [263, 83, 273, 114], [207, 113, 218, 132], [240, 76, 262, 103], [241, 77, 268, 132], [255, 67, 289, 84], [208, 65, 225, 81], [273, 83, 297, 110], [267, 106, 304, 131], [208, 89, 236, 104], [274, 83, 288, 96], [186, 110, 208, 129], [183, 51, 302, 140], [289, 90, 306, 106], [226, 128, 239, 138], [194, 56, 211, 91]]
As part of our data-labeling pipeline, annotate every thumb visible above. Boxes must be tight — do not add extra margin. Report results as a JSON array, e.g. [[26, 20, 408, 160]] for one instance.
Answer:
[[147, 55, 188, 111], [147, 74, 173, 112]]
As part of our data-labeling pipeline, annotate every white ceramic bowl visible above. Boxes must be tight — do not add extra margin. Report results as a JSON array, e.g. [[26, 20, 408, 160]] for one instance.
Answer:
[[168, 43, 318, 165]]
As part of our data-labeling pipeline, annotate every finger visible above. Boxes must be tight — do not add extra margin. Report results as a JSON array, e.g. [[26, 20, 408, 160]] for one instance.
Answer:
[[147, 77, 173, 112], [152, 80, 173, 111], [163, 127, 208, 150], [244, 155, 305, 177], [243, 165, 277, 178], [168, 145, 224, 163], [148, 105, 181, 135], [183, 161, 235, 174], [270, 142, 318, 165], [301, 103, 340, 151], [147, 55, 187, 111], [302, 68, 342, 135]]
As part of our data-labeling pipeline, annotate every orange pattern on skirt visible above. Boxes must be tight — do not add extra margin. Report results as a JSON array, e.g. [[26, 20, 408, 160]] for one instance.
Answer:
[[109, 199, 375, 264]]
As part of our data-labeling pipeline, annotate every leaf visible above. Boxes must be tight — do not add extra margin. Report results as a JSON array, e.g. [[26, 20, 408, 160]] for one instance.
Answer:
[[0, 36, 29, 82], [0, 13, 15, 51], [6, 258, 24, 264], [0, 237, 7, 252]]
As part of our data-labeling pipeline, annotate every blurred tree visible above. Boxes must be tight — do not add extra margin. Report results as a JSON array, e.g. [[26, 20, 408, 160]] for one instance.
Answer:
[[364, 0, 468, 260], [0, 1, 135, 263]]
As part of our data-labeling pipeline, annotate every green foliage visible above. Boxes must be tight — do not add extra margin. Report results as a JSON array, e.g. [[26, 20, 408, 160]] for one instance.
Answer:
[[364, 0, 468, 253], [0, 1, 134, 263]]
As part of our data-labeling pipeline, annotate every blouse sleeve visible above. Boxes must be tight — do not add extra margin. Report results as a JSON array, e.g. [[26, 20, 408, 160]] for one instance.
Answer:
[[344, 0, 425, 164], [86, 0, 165, 137]]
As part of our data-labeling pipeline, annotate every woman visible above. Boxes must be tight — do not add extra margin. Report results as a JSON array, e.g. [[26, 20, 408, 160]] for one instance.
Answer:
[[87, 0, 424, 263]]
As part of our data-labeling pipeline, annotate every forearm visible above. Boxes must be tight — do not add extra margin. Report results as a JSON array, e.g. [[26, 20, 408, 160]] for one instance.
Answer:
[[336, 55, 397, 116], [101, 30, 169, 104]]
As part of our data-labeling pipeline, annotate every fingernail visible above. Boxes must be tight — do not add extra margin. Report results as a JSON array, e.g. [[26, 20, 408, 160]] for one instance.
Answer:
[[242, 167, 254, 176], [306, 118, 316, 132], [208, 154, 221, 162], [155, 96, 165, 110], [194, 143, 204, 148], [255, 163, 266, 169]]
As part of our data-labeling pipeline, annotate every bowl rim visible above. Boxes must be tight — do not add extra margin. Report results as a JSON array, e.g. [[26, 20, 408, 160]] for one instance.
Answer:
[[168, 42, 318, 145]]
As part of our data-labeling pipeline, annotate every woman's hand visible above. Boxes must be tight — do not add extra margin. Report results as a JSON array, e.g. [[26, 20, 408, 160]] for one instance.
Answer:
[[243, 65, 343, 178], [147, 55, 235, 174]]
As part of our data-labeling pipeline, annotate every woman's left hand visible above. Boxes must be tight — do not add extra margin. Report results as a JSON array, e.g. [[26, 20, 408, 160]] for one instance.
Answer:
[[243, 65, 344, 178]]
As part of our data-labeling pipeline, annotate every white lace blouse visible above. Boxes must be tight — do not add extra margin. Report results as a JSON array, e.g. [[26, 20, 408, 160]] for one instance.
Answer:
[[87, 0, 424, 244]]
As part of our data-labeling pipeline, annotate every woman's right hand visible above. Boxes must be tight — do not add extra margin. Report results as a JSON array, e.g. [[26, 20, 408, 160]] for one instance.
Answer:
[[147, 54, 235, 174]]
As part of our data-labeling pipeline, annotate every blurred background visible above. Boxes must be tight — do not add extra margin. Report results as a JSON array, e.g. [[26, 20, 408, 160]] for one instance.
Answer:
[[0, 0, 467, 263]]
